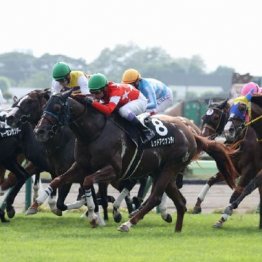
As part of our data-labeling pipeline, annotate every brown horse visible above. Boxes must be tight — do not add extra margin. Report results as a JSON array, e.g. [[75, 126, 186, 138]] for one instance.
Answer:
[[28, 91, 236, 232], [192, 98, 261, 221], [218, 94, 262, 229]]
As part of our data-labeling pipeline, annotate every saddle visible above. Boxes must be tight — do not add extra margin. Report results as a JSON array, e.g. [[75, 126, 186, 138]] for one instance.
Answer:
[[111, 113, 175, 149], [110, 113, 176, 179]]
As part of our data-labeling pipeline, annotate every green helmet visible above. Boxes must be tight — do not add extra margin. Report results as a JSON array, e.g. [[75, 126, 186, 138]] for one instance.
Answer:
[[88, 73, 108, 91], [52, 62, 71, 80]]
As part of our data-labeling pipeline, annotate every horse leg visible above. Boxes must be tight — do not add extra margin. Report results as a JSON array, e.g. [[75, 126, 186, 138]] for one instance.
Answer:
[[82, 165, 116, 227], [49, 183, 70, 216], [192, 172, 224, 214], [157, 192, 172, 223], [118, 166, 174, 233], [214, 173, 262, 228], [82, 185, 106, 227], [1, 161, 29, 220], [258, 186, 262, 229], [165, 179, 187, 232], [112, 180, 137, 222], [96, 182, 113, 221], [26, 162, 85, 215], [132, 177, 151, 209]]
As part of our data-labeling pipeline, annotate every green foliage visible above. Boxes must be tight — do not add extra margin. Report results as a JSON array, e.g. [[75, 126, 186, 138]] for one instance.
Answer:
[[0, 212, 261, 262], [0, 47, 235, 93], [0, 76, 11, 92]]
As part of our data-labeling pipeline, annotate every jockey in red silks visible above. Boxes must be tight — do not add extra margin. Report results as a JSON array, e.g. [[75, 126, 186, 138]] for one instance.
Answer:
[[87, 73, 155, 143]]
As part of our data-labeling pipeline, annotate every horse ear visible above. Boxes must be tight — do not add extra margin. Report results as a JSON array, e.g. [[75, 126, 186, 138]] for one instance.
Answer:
[[219, 99, 228, 109], [44, 91, 51, 101], [13, 96, 18, 103], [208, 99, 213, 106]]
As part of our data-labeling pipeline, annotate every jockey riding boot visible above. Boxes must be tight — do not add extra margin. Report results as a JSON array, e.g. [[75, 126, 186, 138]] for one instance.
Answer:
[[130, 116, 155, 144]]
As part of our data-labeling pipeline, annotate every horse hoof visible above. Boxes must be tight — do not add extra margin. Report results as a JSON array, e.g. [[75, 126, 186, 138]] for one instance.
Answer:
[[6, 206, 16, 219], [0, 210, 9, 223], [213, 221, 223, 228], [25, 207, 38, 215], [113, 212, 122, 223], [90, 219, 99, 228], [51, 208, 63, 216], [164, 214, 172, 223], [192, 206, 202, 214], [117, 224, 129, 232]]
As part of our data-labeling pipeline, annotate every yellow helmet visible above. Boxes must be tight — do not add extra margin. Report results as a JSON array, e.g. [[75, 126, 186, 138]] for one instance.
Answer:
[[122, 68, 141, 84]]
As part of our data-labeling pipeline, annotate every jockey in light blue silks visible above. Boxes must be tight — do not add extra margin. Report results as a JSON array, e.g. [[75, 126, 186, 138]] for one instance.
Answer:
[[121, 68, 174, 220], [122, 68, 173, 114]]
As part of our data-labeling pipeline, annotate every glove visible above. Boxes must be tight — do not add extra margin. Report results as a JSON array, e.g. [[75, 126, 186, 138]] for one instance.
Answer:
[[85, 97, 93, 105]]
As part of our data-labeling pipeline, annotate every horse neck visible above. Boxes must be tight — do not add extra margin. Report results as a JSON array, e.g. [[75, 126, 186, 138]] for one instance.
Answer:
[[68, 98, 106, 142]]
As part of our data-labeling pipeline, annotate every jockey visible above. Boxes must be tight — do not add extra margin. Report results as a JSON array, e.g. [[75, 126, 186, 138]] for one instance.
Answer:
[[121, 68, 173, 114], [51, 62, 90, 95], [87, 73, 155, 143], [240, 82, 262, 96]]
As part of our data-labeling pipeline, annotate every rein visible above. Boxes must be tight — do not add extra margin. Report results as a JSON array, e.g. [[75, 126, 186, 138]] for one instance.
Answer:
[[245, 115, 262, 126], [245, 114, 262, 142]]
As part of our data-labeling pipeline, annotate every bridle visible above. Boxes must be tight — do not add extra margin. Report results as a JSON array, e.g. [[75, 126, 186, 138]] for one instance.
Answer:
[[201, 106, 229, 138]]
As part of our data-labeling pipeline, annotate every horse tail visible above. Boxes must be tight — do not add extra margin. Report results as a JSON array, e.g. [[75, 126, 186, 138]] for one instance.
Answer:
[[194, 134, 237, 189]]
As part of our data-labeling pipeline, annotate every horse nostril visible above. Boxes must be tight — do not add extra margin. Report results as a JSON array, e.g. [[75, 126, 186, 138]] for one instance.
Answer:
[[35, 128, 44, 136], [6, 115, 14, 125], [229, 127, 234, 133]]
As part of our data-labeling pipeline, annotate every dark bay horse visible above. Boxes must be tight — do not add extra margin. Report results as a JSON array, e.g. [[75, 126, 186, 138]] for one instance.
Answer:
[[216, 94, 262, 229], [5, 89, 106, 224], [0, 108, 49, 222], [28, 91, 237, 232], [192, 99, 232, 213]]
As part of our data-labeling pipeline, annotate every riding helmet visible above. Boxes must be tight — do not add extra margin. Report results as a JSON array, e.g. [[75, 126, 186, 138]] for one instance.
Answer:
[[122, 68, 141, 84], [52, 62, 71, 81], [88, 73, 108, 90]]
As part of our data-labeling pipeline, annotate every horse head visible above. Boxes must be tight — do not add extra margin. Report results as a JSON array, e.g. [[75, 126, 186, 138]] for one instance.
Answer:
[[6, 89, 51, 128], [201, 99, 230, 138], [223, 96, 249, 143], [34, 90, 72, 142]]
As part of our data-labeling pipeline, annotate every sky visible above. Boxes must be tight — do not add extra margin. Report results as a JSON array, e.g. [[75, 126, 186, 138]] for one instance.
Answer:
[[1, 0, 262, 75]]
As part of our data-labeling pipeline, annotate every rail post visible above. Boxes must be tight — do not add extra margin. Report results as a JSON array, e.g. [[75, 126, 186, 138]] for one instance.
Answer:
[[25, 177, 32, 210]]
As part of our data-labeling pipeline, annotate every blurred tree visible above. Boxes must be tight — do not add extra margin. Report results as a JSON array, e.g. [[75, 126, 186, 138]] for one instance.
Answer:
[[0, 76, 12, 99]]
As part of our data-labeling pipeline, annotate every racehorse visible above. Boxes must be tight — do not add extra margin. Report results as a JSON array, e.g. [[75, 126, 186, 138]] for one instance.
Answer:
[[5, 89, 106, 224], [193, 98, 262, 220], [200, 99, 230, 138], [215, 94, 262, 229], [0, 108, 48, 222], [28, 90, 237, 232], [192, 99, 231, 213]]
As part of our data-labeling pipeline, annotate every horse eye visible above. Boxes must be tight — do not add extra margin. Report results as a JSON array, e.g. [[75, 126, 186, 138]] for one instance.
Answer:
[[26, 99, 33, 105], [212, 114, 219, 120]]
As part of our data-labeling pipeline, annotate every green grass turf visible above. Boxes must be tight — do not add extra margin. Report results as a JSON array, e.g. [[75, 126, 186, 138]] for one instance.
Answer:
[[0, 211, 262, 262]]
